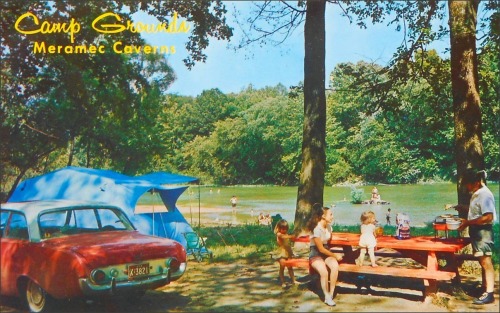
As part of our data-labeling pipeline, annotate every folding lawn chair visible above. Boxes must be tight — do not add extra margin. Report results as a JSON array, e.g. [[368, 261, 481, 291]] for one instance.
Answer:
[[183, 231, 213, 262]]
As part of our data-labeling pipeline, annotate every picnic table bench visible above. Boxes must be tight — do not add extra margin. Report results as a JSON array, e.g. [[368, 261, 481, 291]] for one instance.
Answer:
[[286, 233, 472, 300]]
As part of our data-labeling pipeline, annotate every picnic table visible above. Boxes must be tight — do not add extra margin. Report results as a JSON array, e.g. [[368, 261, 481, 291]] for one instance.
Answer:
[[289, 232, 472, 300]]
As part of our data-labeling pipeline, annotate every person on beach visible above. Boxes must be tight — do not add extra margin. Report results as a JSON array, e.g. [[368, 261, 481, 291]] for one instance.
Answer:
[[307, 204, 341, 306], [274, 219, 297, 287], [386, 208, 391, 225], [453, 169, 497, 305], [258, 212, 271, 226], [264, 213, 271, 225], [230, 195, 237, 213], [357, 210, 378, 267], [370, 187, 379, 204]]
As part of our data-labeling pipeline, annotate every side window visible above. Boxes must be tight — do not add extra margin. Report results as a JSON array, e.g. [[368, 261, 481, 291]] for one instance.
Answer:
[[39, 211, 67, 239], [0, 210, 9, 237], [73, 209, 99, 230], [99, 208, 127, 230], [5, 212, 29, 240]]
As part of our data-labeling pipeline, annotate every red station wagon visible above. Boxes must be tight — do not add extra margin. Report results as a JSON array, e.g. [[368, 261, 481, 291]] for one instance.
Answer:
[[0, 200, 187, 312]]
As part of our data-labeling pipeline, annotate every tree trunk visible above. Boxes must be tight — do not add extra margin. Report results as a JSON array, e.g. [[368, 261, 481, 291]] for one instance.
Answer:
[[67, 136, 75, 166], [448, 0, 484, 217], [294, 0, 326, 233]]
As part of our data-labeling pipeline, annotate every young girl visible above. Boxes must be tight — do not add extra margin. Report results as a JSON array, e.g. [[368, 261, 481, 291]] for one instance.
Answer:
[[274, 219, 296, 287], [357, 210, 378, 267], [307, 204, 341, 307]]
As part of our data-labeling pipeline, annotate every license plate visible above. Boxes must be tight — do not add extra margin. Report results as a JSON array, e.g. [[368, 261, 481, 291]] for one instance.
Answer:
[[128, 263, 150, 279]]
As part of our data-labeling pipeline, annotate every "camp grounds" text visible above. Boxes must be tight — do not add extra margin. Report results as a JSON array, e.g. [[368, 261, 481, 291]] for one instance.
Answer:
[[14, 12, 189, 54]]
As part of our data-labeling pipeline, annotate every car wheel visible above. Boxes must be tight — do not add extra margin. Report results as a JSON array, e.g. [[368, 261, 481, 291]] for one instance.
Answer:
[[25, 279, 55, 313]]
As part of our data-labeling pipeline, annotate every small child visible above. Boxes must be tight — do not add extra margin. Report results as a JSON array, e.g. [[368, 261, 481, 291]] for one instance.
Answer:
[[274, 219, 296, 287], [357, 210, 378, 267]]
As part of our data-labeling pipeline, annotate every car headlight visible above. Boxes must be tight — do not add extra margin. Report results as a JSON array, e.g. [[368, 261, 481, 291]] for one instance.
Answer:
[[90, 269, 107, 284]]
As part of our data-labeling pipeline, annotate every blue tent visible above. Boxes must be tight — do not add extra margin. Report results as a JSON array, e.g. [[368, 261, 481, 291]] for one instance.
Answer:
[[7, 166, 198, 247]]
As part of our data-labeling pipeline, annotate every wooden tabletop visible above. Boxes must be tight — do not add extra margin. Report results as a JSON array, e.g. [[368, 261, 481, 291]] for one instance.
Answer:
[[293, 233, 470, 253], [330, 232, 469, 253]]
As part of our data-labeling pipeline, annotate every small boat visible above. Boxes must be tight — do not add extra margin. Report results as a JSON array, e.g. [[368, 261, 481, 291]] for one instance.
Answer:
[[361, 200, 390, 205]]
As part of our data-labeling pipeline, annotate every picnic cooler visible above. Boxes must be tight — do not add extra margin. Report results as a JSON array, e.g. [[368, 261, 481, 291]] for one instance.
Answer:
[[395, 213, 411, 239]]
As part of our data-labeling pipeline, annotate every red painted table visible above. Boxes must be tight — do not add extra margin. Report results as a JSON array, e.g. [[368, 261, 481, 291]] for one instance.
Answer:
[[292, 233, 471, 299]]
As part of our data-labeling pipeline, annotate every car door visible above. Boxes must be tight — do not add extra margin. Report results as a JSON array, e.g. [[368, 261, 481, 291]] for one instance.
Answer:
[[0, 210, 30, 296]]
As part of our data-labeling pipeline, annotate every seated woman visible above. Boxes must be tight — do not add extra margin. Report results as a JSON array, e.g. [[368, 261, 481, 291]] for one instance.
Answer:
[[370, 192, 381, 204], [307, 204, 341, 306]]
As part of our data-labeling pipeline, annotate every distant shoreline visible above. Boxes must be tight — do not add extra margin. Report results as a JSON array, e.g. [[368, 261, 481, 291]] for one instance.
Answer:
[[135, 204, 250, 226]]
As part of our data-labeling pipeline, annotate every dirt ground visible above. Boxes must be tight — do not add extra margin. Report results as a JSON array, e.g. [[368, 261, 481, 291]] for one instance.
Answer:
[[1, 206, 498, 312], [1, 257, 498, 313]]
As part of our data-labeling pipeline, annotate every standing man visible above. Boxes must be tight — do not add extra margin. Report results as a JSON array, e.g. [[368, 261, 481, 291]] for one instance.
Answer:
[[230, 195, 238, 214], [455, 169, 497, 305]]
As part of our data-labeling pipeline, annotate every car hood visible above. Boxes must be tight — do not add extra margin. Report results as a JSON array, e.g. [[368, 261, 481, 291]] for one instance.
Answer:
[[42, 231, 186, 267]]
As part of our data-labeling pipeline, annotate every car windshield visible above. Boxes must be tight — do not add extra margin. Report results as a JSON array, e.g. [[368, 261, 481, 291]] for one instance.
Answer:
[[39, 207, 135, 239]]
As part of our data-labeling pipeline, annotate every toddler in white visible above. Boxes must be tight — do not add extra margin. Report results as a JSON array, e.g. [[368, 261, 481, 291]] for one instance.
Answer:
[[357, 210, 378, 267]]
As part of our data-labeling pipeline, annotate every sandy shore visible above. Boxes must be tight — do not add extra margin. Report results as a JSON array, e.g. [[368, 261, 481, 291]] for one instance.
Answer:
[[135, 204, 256, 226], [136, 204, 229, 214]]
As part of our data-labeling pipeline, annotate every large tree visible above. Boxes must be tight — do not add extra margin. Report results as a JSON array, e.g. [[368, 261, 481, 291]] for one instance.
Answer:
[[448, 0, 484, 214], [294, 0, 326, 232]]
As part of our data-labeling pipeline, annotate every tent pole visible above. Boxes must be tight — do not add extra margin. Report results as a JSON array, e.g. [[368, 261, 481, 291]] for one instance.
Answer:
[[152, 189, 156, 236], [198, 181, 201, 229], [159, 213, 168, 238], [188, 189, 193, 226]]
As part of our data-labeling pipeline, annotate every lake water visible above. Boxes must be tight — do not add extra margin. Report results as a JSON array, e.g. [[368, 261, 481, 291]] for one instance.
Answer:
[[140, 183, 499, 227]]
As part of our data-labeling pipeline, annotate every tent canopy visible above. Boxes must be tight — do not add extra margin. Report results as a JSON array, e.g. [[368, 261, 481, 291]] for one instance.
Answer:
[[7, 166, 198, 247]]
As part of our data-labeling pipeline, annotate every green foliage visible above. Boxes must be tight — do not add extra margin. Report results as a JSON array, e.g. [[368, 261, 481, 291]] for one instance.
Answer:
[[3, 52, 499, 192], [350, 187, 364, 204], [179, 86, 302, 185], [478, 39, 500, 180], [123, 0, 233, 69], [326, 57, 459, 184], [325, 158, 351, 185]]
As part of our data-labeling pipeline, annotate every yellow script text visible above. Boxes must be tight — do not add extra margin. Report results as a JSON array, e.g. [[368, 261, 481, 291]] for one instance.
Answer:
[[15, 12, 80, 43]]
